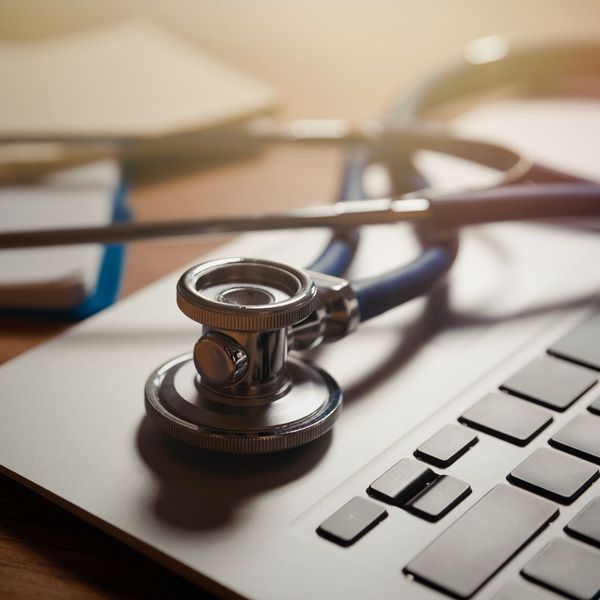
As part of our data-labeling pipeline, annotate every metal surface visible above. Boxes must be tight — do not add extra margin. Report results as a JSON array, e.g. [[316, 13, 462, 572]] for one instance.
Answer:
[[144, 352, 342, 453], [200, 327, 291, 400], [193, 331, 249, 386]]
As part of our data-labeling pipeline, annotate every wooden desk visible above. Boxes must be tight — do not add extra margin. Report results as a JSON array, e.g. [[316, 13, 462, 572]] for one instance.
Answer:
[[2, 2, 599, 596]]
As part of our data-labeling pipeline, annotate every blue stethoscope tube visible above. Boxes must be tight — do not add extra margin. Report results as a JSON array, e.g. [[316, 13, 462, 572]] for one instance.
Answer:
[[310, 148, 460, 322], [308, 108, 458, 322], [308, 149, 459, 322]]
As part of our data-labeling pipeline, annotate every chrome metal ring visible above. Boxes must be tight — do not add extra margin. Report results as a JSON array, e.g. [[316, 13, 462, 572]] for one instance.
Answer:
[[145, 353, 342, 453], [176, 257, 318, 331]]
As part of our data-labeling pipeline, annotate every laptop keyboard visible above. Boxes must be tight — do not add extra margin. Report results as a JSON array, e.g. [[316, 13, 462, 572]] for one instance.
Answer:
[[317, 310, 600, 599]]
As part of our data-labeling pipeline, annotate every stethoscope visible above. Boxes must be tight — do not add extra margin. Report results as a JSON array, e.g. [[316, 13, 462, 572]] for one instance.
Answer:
[[4, 37, 600, 453]]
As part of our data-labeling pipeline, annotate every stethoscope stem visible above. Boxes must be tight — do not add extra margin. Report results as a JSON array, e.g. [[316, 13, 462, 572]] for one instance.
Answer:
[[0, 197, 430, 249], [1, 183, 600, 249]]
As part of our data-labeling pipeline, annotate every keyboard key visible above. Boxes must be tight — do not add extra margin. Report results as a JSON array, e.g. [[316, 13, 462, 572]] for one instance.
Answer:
[[406, 475, 471, 522], [508, 447, 599, 504], [317, 497, 387, 546], [550, 311, 600, 371], [414, 424, 478, 468], [565, 497, 600, 549], [459, 393, 552, 446], [491, 582, 558, 600], [588, 394, 600, 416], [404, 485, 558, 599], [368, 458, 436, 506], [550, 413, 600, 465], [501, 356, 597, 411], [522, 538, 600, 600]]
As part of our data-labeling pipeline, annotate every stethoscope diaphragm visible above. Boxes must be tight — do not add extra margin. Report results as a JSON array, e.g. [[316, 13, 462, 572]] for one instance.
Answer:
[[144, 258, 345, 453]]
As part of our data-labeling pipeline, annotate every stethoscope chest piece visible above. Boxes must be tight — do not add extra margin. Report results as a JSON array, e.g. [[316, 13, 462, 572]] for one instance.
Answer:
[[144, 257, 344, 453]]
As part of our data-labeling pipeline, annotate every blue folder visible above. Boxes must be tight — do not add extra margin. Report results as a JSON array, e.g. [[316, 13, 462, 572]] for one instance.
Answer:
[[3, 180, 131, 321]]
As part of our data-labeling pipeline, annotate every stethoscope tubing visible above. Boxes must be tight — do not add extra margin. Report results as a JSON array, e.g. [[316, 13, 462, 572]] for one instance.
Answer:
[[342, 39, 600, 322]]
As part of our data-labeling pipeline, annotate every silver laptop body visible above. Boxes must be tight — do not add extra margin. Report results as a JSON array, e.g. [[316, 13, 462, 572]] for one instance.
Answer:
[[1, 99, 600, 599]]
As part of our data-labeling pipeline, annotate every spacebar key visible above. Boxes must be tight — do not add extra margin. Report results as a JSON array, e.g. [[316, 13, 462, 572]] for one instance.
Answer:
[[404, 484, 558, 599]]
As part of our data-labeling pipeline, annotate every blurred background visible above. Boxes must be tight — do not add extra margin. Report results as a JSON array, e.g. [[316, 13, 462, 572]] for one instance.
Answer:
[[3, 0, 600, 117], [1, 2, 600, 597]]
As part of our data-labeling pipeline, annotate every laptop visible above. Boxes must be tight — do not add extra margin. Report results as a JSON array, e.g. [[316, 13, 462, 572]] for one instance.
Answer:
[[1, 99, 600, 599]]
